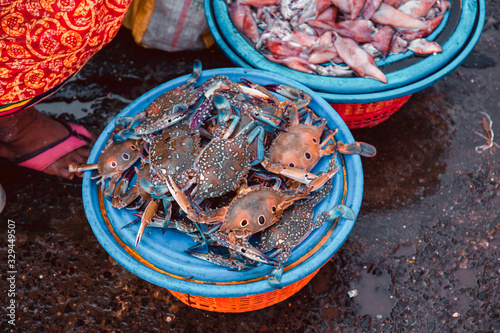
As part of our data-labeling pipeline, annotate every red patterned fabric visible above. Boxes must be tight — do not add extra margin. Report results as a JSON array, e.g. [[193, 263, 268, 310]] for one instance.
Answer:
[[0, 0, 132, 107]]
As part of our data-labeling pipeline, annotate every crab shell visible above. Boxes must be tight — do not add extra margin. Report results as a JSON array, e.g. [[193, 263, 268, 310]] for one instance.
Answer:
[[194, 134, 253, 199], [95, 140, 141, 182], [149, 123, 200, 186], [267, 122, 326, 171], [259, 203, 314, 253], [135, 85, 196, 134], [219, 186, 294, 237]]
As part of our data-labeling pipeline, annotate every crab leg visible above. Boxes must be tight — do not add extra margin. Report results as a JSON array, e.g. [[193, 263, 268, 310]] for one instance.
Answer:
[[68, 163, 98, 173], [134, 107, 191, 135], [325, 204, 356, 221], [185, 250, 257, 271], [336, 141, 377, 157], [264, 84, 312, 110], [135, 199, 161, 247], [209, 231, 277, 266], [165, 175, 227, 223], [111, 170, 137, 209]]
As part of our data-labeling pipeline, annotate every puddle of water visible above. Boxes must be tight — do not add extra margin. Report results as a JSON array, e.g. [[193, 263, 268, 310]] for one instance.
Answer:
[[350, 268, 397, 319], [36, 94, 132, 120]]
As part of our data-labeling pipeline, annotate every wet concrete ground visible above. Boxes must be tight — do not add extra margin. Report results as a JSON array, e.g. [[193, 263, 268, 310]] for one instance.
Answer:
[[1, 1, 499, 331]]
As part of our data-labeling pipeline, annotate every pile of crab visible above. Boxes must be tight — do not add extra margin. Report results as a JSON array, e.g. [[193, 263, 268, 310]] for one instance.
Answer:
[[70, 61, 376, 289]]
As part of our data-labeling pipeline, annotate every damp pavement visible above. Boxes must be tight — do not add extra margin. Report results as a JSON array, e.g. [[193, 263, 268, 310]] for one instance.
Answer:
[[1, 2, 499, 332]]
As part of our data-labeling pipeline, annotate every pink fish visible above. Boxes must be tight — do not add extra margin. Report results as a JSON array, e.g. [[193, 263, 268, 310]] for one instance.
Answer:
[[298, 0, 333, 24], [390, 35, 408, 54], [266, 38, 303, 57], [316, 64, 353, 76], [400, 14, 443, 41], [308, 31, 339, 63], [370, 25, 396, 56], [316, 6, 338, 21], [285, 29, 318, 49], [308, 48, 341, 64], [240, 0, 281, 8], [333, 33, 387, 83], [308, 19, 374, 43], [398, 0, 437, 18], [382, 0, 402, 7], [408, 38, 442, 54], [228, 2, 261, 43], [371, 3, 427, 30], [330, 0, 366, 19], [362, 0, 382, 20], [265, 54, 316, 74]]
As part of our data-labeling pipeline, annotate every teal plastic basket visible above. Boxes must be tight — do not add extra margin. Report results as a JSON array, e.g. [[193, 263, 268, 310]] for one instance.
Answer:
[[82, 68, 364, 308]]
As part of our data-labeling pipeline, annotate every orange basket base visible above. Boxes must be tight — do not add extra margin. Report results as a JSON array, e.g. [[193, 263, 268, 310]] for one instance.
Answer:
[[168, 268, 320, 313], [330, 94, 412, 129]]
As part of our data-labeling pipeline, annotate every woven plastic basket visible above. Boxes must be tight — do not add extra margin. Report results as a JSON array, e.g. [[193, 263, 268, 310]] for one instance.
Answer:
[[169, 268, 320, 313], [330, 95, 412, 129], [82, 68, 364, 313]]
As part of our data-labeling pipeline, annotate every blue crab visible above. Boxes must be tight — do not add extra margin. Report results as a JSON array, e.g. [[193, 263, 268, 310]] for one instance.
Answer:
[[69, 137, 142, 200], [111, 161, 152, 210], [258, 160, 355, 288], [261, 102, 376, 187], [113, 61, 203, 141]]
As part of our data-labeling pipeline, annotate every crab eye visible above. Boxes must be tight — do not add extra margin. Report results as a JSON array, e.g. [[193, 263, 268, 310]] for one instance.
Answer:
[[122, 153, 130, 160], [240, 219, 248, 227], [305, 152, 312, 160], [110, 161, 118, 168], [272, 206, 276, 213], [258, 215, 266, 225], [289, 162, 295, 167], [312, 138, 317, 143], [130, 145, 137, 150]]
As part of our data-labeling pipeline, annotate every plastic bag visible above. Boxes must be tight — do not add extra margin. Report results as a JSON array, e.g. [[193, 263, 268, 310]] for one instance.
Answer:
[[123, 0, 214, 52]]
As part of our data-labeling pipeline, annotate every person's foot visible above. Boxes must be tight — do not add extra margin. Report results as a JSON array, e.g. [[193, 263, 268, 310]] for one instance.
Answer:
[[0, 108, 94, 179]]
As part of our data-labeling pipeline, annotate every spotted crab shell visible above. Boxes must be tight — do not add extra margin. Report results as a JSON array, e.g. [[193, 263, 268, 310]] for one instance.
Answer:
[[267, 123, 324, 171], [135, 85, 196, 131], [259, 203, 314, 253], [97, 140, 140, 181], [195, 135, 253, 199], [149, 123, 200, 186], [219, 186, 288, 237]]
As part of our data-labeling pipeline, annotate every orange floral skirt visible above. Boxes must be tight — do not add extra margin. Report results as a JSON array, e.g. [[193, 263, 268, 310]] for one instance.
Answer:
[[0, 0, 132, 117]]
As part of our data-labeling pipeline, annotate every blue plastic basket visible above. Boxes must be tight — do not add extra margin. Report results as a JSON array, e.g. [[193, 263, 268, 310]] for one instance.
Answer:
[[209, 0, 478, 94], [82, 68, 364, 311], [205, 0, 485, 129]]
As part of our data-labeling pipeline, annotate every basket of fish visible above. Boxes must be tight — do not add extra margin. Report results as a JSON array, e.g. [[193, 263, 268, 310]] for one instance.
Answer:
[[78, 62, 375, 312], [205, 0, 485, 128]]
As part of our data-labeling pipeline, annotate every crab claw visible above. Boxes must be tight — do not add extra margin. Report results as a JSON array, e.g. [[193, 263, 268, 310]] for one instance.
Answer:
[[68, 163, 98, 173], [264, 84, 312, 110], [214, 95, 232, 123], [268, 263, 284, 289], [337, 141, 377, 157], [188, 59, 202, 85], [113, 128, 142, 143], [135, 199, 161, 247], [327, 204, 355, 221], [139, 178, 169, 198]]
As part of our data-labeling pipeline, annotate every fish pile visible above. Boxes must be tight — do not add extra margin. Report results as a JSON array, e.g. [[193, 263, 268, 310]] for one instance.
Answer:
[[227, 0, 451, 83], [70, 61, 376, 288]]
